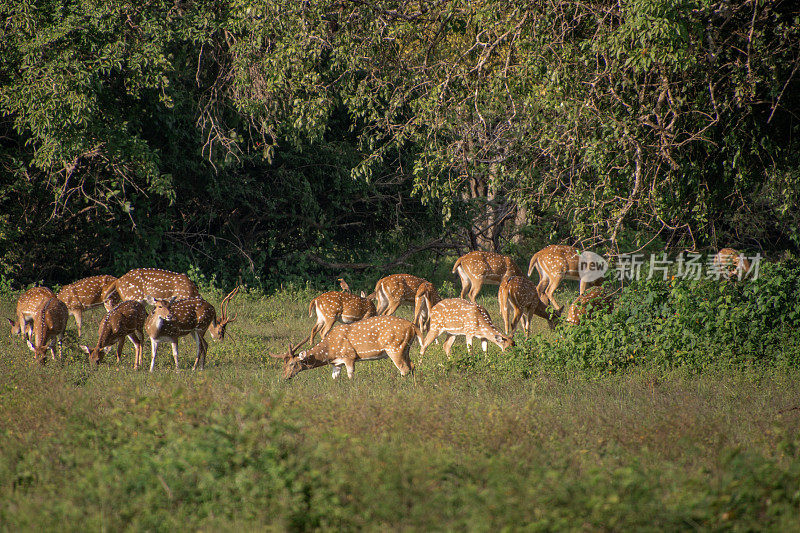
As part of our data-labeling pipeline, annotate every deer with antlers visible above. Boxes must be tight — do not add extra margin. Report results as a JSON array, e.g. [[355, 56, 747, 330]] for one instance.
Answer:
[[57, 275, 121, 336], [711, 248, 752, 280], [307, 291, 376, 344], [270, 316, 418, 380], [79, 301, 149, 369], [145, 287, 239, 372], [7, 286, 55, 341], [527, 245, 604, 312], [452, 251, 524, 303], [565, 286, 618, 326], [498, 276, 558, 336], [25, 297, 69, 364], [102, 268, 199, 305], [369, 274, 441, 317], [419, 298, 514, 359]]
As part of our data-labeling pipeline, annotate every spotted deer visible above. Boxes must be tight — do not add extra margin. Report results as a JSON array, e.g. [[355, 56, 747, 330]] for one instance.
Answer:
[[712, 248, 752, 280], [57, 275, 121, 336], [145, 287, 238, 372], [101, 268, 199, 304], [7, 286, 55, 340], [369, 274, 440, 317], [565, 286, 618, 326], [307, 291, 376, 344], [527, 245, 604, 312], [411, 281, 443, 336], [419, 298, 514, 359], [452, 251, 524, 302], [79, 301, 149, 369], [498, 276, 558, 336], [25, 297, 69, 363], [270, 316, 418, 380]]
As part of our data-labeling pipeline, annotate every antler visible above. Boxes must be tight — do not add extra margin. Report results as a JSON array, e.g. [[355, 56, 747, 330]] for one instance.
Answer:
[[220, 286, 240, 322]]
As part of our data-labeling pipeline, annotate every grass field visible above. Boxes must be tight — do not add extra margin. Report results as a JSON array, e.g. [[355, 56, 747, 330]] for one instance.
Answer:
[[2, 287, 800, 530]]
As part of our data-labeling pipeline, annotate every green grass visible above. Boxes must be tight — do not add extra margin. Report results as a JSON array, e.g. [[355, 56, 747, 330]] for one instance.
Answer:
[[2, 286, 800, 530]]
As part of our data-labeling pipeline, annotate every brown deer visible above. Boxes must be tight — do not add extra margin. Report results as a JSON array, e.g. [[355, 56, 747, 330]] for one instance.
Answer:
[[307, 291, 376, 344], [145, 287, 238, 372], [565, 286, 618, 326], [8, 286, 55, 340], [527, 245, 604, 312], [270, 316, 418, 380], [57, 275, 121, 336], [419, 298, 514, 359], [102, 268, 199, 304], [79, 301, 149, 369], [452, 251, 524, 302], [411, 281, 443, 336], [498, 276, 558, 336], [369, 274, 440, 317], [25, 297, 69, 363], [712, 248, 752, 279]]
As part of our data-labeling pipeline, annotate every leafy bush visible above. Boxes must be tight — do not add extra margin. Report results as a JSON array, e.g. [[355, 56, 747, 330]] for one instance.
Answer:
[[510, 256, 800, 374]]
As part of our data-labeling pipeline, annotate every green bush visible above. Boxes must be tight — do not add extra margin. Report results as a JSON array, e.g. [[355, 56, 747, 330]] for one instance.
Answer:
[[510, 256, 800, 374]]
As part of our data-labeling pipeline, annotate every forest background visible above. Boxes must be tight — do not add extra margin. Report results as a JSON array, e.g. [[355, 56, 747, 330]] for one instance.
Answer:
[[1, 0, 799, 289]]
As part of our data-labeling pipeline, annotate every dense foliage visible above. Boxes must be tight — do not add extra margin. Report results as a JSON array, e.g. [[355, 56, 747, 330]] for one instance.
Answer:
[[1, 0, 799, 287]]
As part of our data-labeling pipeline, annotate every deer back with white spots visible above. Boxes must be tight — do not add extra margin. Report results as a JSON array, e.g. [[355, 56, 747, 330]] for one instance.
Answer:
[[25, 297, 68, 364], [7, 286, 55, 340], [79, 300, 148, 369], [419, 298, 514, 359], [102, 268, 199, 305], [527, 245, 603, 312], [144, 287, 239, 372], [565, 286, 618, 326], [452, 251, 524, 302], [307, 290, 376, 344], [270, 315, 418, 380], [498, 276, 558, 336], [368, 273, 432, 316], [57, 274, 120, 337]]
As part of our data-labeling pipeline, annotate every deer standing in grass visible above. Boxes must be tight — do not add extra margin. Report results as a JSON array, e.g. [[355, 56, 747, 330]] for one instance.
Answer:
[[7, 286, 55, 340], [102, 268, 199, 304], [712, 248, 752, 280], [25, 297, 68, 363], [270, 316, 418, 380], [527, 245, 604, 312], [79, 301, 149, 369], [57, 275, 121, 336], [307, 291, 376, 344], [565, 286, 618, 326], [145, 287, 238, 372], [419, 298, 513, 359], [369, 274, 441, 317], [452, 251, 524, 303], [498, 276, 558, 336]]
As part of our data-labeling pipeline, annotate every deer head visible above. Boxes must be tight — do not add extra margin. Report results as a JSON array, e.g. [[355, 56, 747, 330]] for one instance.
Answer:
[[269, 337, 313, 379], [208, 286, 240, 340]]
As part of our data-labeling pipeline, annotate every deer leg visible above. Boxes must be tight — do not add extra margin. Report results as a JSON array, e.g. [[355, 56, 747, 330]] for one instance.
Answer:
[[331, 365, 343, 379], [442, 334, 457, 357], [510, 302, 523, 336], [149, 339, 159, 372], [170, 341, 180, 372], [536, 273, 549, 302], [344, 359, 356, 379], [458, 273, 471, 300], [420, 327, 440, 359], [468, 278, 484, 303], [320, 317, 336, 339], [384, 300, 402, 316], [128, 333, 142, 370], [191, 331, 202, 370], [375, 290, 388, 315], [116, 338, 124, 363], [75, 309, 83, 337], [388, 347, 413, 376], [545, 274, 564, 312]]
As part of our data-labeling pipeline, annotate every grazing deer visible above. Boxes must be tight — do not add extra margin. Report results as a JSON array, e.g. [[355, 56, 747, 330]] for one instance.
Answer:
[[712, 248, 751, 279], [307, 291, 376, 344], [527, 245, 604, 312], [419, 298, 514, 359], [369, 274, 440, 317], [565, 286, 618, 326], [498, 276, 558, 336], [8, 286, 55, 340], [411, 281, 443, 336], [101, 268, 199, 304], [145, 287, 239, 372], [270, 316, 418, 380], [57, 274, 121, 336], [79, 301, 148, 369], [452, 251, 524, 302], [25, 297, 69, 363]]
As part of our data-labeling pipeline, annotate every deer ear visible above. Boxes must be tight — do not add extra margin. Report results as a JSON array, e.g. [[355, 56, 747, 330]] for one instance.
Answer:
[[79, 345, 91, 354], [145, 295, 156, 306], [360, 290, 366, 298]]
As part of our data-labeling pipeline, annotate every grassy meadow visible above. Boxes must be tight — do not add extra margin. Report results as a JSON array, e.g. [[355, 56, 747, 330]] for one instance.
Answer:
[[2, 285, 800, 531]]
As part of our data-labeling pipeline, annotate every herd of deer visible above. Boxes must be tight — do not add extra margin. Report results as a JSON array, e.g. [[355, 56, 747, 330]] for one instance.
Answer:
[[7, 246, 750, 380]]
